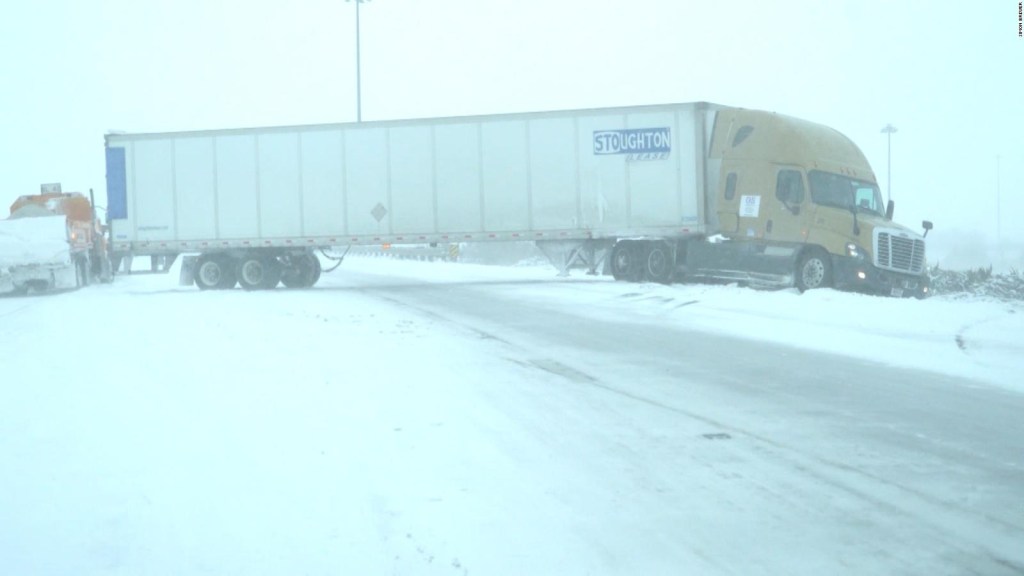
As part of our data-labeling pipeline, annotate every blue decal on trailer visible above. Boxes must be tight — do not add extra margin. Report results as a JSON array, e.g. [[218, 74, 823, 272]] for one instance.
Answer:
[[593, 127, 671, 160], [106, 147, 127, 219]]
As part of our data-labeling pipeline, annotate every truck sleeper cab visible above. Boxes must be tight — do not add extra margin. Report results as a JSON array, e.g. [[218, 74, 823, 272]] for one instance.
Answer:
[[679, 108, 930, 297]]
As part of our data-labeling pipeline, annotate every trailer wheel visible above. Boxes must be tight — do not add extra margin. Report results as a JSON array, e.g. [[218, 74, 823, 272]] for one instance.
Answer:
[[281, 253, 320, 288], [215, 256, 237, 289], [796, 248, 832, 292], [195, 259, 219, 290], [644, 243, 673, 284], [238, 255, 281, 290], [196, 255, 235, 290], [308, 254, 322, 286], [280, 259, 301, 288], [260, 257, 282, 289], [609, 241, 641, 282]]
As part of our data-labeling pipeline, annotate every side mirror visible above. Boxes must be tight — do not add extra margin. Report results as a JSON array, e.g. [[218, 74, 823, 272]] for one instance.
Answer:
[[922, 220, 933, 238], [777, 188, 800, 215], [885, 200, 894, 220]]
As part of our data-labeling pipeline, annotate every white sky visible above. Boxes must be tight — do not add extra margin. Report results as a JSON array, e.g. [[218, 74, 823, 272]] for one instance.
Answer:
[[2, 0, 1022, 263]]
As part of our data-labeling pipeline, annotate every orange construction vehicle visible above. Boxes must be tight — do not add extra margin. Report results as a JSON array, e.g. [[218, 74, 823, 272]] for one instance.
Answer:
[[0, 184, 111, 294]]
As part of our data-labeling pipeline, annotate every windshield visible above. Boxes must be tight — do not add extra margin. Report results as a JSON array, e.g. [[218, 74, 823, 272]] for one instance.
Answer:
[[808, 170, 884, 216]]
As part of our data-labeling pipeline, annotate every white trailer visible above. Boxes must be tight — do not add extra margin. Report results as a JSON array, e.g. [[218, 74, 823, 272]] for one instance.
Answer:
[[104, 102, 717, 289]]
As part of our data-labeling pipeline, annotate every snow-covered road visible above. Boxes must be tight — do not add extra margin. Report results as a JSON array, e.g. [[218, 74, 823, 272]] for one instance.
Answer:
[[2, 257, 1022, 575]]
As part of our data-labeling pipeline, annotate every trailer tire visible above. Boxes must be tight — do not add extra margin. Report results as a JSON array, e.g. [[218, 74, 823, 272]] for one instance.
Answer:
[[238, 255, 281, 290], [196, 255, 236, 290], [216, 256, 238, 289], [610, 241, 641, 282], [260, 257, 282, 289], [644, 243, 673, 284], [308, 254, 322, 286], [281, 254, 320, 288], [796, 248, 832, 292], [280, 258, 302, 288]]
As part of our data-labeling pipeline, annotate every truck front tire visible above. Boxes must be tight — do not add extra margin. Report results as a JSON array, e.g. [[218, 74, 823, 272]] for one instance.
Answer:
[[796, 249, 832, 292]]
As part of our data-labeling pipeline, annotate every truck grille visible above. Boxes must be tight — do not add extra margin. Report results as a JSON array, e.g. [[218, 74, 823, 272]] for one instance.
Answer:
[[875, 231, 925, 274]]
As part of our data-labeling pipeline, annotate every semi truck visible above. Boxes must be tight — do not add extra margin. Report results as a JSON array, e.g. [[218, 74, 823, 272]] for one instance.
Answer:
[[103, 101, 931, 296], [0, 186, 111, 295]]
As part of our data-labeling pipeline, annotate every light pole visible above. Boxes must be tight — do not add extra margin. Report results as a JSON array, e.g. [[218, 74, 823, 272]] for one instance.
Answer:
[[881, 124, 897, 205], [996, 155, 1001, 248], [346, 0, 371, 122]]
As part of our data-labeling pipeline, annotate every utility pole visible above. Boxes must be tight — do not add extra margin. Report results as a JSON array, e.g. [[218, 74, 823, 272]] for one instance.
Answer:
[[345, 0, 372, 122], [881, 124, 898, 205]]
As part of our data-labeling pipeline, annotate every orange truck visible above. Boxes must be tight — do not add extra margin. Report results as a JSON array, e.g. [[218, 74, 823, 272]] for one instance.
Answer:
[[0, 184, 111, 294]]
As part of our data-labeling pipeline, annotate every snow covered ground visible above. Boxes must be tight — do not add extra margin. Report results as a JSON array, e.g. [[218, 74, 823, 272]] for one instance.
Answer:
[[1, 256, 1021, 575], [344, 256, 1023, 393]]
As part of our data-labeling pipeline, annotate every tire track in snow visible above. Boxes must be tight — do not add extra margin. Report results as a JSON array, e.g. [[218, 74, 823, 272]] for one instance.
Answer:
[[364, 286, 1024, 574]]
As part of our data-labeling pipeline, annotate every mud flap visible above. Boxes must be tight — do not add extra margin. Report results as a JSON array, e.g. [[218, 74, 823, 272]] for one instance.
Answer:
[[179, 255, 198, 286]]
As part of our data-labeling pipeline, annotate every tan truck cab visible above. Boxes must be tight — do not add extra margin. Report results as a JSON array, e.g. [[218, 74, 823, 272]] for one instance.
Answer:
[[705, 108, 931, 297]]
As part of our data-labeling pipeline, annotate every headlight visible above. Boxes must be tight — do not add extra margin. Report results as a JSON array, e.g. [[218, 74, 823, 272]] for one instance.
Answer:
[[845, 242, 866, 259]]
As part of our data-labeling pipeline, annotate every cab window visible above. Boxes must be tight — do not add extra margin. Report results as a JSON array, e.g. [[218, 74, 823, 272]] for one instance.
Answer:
[[854, 186, 882, 213], [724, 173, 737, 201], [809, 170, 883, 216], [776, 170, 805, 204]]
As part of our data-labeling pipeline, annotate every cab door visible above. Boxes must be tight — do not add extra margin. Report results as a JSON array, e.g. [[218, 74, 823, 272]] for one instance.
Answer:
[[766, 167, 809, 246], [717, 161, 772, 239], [717, 169, 740, 234]]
